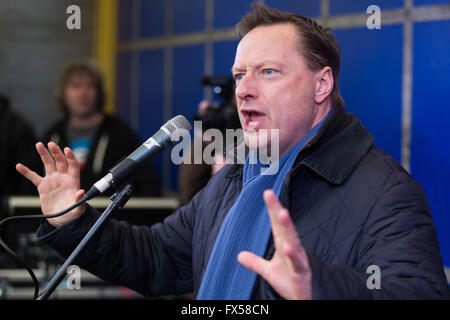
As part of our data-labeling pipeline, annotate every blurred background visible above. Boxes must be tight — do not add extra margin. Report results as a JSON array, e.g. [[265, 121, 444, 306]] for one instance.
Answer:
[[0, 0, 448, 298]]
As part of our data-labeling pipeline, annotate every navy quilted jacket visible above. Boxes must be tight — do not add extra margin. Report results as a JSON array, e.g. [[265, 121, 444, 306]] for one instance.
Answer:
[[37, 106, 450, 299]]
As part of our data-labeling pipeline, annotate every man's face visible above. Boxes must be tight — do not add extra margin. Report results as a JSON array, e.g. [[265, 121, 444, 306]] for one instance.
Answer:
[[232, 23, 321, 157], [64, 73, 98, 119]]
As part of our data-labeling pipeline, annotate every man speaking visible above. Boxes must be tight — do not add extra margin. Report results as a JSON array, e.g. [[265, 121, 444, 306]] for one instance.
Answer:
[[16, 4, 449, 299]]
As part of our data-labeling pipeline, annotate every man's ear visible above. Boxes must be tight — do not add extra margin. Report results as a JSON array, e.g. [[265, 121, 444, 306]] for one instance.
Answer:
[[315, 67, 333, 104]]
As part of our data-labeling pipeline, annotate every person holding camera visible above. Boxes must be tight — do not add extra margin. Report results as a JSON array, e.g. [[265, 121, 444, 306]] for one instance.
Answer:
[[178, 91, 242, 203]]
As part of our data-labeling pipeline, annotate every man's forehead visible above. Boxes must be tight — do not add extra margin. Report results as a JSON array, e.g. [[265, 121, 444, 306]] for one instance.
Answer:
[[232, 24, 302, 70], [232, 59, 285, 72], [238, 23, 299, 47]]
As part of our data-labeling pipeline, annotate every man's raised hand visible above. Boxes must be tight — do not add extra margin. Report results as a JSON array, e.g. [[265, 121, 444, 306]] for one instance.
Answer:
[[16, 142, 86, 228], [237, 190, 313, 300]]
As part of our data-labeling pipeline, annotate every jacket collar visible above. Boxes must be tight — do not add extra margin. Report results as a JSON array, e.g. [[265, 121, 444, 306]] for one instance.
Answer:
[[226, 106, 374, 185], [295, 105, 374, 185]]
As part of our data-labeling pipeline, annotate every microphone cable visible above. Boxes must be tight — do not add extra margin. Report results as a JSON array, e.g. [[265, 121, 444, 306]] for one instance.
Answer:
[[0, 195, 90, 299]]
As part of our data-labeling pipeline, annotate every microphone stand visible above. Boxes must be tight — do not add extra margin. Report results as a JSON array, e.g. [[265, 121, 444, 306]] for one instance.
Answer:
[[36, 183, 134, 300]]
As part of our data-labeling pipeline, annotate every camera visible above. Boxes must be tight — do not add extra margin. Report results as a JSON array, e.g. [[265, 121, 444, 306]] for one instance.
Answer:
[[194, 75, 241, 134]]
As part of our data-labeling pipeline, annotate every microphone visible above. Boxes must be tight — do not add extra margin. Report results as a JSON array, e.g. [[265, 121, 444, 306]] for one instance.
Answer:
[[84, 115, 191, 199]]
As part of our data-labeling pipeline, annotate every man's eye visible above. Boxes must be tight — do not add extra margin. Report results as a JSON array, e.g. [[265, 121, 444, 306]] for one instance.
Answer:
[[264, 69, 276, 76], [234, 74, 244, 81]]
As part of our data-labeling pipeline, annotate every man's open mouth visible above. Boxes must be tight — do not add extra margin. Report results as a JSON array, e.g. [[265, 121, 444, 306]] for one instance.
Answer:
[[241, 109, 266, 130]]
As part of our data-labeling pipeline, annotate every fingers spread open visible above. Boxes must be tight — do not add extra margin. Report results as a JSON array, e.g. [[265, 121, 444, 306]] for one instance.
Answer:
[[48, 142, 68, 173], [74, 189, 85, 202], [263, 189, 284, 213], [36, 142, 56, 175], [64, 147, 80, 180], [237, 251, 270, 280], [263, 189, 307, 273], [264, 190, 287, 250], [16, 163, 42, 187]]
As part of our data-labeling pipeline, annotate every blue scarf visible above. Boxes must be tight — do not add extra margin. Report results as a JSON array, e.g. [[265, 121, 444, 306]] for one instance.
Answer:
[[197, 110, 332, 299]]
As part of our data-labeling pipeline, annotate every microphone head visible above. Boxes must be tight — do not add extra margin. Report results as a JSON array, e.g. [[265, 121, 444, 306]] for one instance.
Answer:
[[163, 115, 192, 134]]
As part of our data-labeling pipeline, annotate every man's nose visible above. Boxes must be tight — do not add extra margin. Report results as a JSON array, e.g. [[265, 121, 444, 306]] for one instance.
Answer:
[[235, 74, 258, 101]]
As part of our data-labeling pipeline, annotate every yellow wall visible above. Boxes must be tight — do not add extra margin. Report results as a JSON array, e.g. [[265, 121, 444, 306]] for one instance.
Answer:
[[93, 0, 118, 114]]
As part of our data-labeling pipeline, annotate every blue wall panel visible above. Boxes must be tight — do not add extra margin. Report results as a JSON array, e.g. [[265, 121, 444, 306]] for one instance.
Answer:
[[173, 0, 205, 34], [138, 49, 165, 182], [172, 45, 205, 124], [265, 0, 321, 17], [172, 45, 205, 190], [116, 51, 132, 123], [140, 0, 165, 38], [212, 40, 239, 103], [118, 0, 133, 42], [333, 26, 403, 162], [214, 0, 253, 29], [213, 40, 239, 76], [411, 20, 450, 267], [330, 0, 403, 15]]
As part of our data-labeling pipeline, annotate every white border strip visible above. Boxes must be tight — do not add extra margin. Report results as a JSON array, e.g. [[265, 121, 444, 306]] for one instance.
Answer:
[[7, 196, 180, 211]]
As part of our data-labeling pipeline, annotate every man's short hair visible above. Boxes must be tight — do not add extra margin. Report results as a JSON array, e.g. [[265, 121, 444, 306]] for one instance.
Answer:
[[55, 60, 105, 117], [236, 3, 345, 108]]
